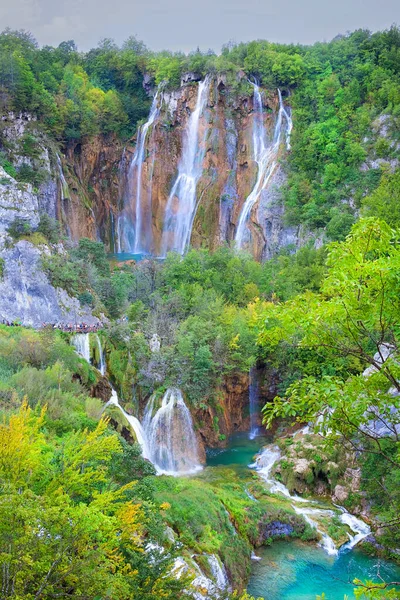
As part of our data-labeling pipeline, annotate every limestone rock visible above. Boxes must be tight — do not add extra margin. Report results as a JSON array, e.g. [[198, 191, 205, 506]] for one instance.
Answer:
[[150, 333, 161, 353], [0, 240, 100, 327], [333, 484, 349, 503], [0, 167, 40, 233], [344, 467, 361, 493], [293, 458, 312, 475]]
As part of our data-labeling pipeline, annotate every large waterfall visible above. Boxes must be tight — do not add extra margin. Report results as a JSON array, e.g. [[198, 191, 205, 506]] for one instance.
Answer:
[[143, 389, 202, 475], [160, 77, 211, 256], [71, 334, 201, 476], [118, 89, 161, 254], [235, 85, 292, 250]]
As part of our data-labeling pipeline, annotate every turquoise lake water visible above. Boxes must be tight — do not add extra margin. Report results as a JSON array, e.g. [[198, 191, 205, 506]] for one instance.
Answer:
[[248, 540, 400, 600], [206, 432, 400, 600], [108, 252, 146, 262], [206, 431, 271, 473]]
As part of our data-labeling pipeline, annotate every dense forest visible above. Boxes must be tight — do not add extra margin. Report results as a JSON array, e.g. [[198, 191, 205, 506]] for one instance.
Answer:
[[0, 23, 399, 600]]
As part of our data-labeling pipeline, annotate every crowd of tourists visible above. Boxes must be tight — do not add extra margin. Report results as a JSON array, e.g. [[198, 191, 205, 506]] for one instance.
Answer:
[[41, 322, 102, 333], [1, 319, 102, 333]]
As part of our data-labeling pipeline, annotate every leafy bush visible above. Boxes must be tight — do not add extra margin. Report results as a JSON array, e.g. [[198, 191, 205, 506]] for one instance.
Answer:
[[6, 217, 32, 239], [37, 213, 61, 243]]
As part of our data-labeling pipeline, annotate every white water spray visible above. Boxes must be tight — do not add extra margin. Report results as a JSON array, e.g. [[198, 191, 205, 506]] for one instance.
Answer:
[[143, 388, 202, 475], [161, 78, 211, 256], [235, 85, 292, 250], [72, 333, 91, 363], [207, 555, 229, 591], [106, 390, 150, 459], [337, 507, 371, 550]]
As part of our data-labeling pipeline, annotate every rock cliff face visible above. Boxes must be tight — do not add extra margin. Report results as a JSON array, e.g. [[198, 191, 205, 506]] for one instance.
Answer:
[[60, 136, 122, 244], [116, 75, 300, 260], [0, 79, 301, 262], [194, 373, 251, 448], [0, 115, 102, 326]]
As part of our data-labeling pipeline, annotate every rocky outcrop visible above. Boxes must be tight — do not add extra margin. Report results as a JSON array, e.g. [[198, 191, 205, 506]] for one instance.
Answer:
[[194, 373, 252, 448], [0, 167, 40, 233], [0, 114, 103, 326], [0, 240, 100, 327]]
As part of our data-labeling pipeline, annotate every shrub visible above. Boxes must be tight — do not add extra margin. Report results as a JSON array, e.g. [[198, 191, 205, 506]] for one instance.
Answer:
[[37, 214, 61, 244], [16, 163, 48, 187], [6, 217, 32, 239]]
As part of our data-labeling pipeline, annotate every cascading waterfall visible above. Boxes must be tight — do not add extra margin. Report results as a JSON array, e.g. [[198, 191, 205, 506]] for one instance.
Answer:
[[235, 85, 292, 250], [207, 555, 229, 591], [106, 390, 150, 459], [253, 446, 337, 555], [249, 367, 260, 439], [161, 77, 211, 256], [337, 507, 371, 550], [252, 445, 370, 556], [118, 89, 161, 254], [292, 505, 338, 556], [56, 154, 70, 200], [143, 388, 202, 475], [72, 333, 91, 363], [70, 334, 201, 476]]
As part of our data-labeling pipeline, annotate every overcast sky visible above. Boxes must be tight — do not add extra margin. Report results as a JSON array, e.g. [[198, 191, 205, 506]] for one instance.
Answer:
[[0, 0, 399, 53]]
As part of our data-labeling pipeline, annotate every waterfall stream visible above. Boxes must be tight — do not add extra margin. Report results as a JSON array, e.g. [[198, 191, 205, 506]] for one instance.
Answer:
[[235, 85, 292, 250], [143, 389, 202, 475], [56, 154, 70, 200], [207, 554, 229, 591], [72, 333, 91, 363], [95, 334, 106, 376], [249, 367, 260, 439], [118, 89, 161, 254], [252, 445, 370, 556], [71, 334, 201, 476], [161, 77, 211, 256], [106, 389, 150, 459]]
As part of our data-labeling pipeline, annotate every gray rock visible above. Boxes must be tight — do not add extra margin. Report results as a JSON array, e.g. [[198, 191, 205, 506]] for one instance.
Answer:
[[333, 484, 349, 503], [0, 240, 99, 327], [293, 458, 312, 475], [0, 167, 40, 233], [181, 72, 202, 85]]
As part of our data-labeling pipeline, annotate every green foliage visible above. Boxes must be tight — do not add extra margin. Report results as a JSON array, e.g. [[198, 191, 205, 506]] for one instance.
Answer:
[[37, 213, 61, 243], [362, 170, 400, 228], [0, 325, 189, 599], [6, 217, 32, 239], [254, 219, 400, 565]]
